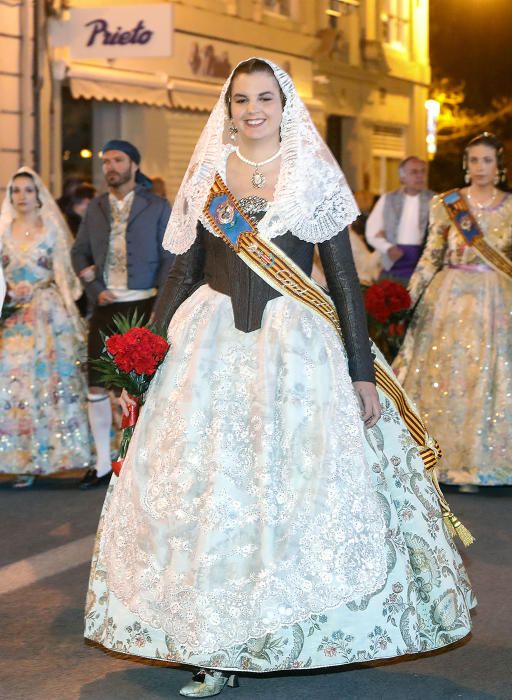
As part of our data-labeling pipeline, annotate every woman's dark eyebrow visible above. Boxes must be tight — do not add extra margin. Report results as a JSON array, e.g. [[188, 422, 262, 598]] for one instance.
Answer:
[[232, 91, 276, 98]]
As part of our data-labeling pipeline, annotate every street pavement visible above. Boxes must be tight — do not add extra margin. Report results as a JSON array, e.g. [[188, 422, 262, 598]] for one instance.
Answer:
[[0, 477, 510, 700]]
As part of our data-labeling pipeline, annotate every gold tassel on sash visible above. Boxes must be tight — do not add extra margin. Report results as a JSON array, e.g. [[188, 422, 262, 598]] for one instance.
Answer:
[[425, 467, 475, 546]]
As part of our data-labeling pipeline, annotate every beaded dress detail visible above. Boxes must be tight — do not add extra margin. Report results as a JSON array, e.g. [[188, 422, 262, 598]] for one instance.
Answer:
[[394, 192, 512, 485]]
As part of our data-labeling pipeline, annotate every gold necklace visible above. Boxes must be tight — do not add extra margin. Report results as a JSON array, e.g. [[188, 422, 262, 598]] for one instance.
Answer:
[[466, 187, 497, 209], [13, 224, 40, 252]]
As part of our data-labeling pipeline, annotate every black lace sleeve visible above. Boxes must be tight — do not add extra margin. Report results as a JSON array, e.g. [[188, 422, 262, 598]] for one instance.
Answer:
[[318, 229, 375, 383], [152, 229, 205, 333]]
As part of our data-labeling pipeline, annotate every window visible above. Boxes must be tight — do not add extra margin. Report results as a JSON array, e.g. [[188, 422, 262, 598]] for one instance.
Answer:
[[325, 0, 360, 30], [381, 0, 410, 52], [263, 0, 291, 15], [370, 125, 405, 193]]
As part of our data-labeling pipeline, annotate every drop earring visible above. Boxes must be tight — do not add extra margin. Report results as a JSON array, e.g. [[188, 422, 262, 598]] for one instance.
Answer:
[[464, 172, 471, 184], [494, 172, 500, 185], [229, 122, 238, 140]]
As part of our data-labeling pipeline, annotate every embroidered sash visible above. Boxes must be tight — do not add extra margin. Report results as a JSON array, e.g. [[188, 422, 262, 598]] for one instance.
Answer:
[[442, 189, 512, 281], [203, 174, 473, 546]]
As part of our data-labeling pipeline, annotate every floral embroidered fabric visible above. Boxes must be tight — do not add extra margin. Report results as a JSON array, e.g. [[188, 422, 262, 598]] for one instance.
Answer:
[[0, 228, 90, 473], [394, 193, 512, 485], [104, 191, 134, 290], [100, 286, 387, 652], [85, 327, 475, 667]]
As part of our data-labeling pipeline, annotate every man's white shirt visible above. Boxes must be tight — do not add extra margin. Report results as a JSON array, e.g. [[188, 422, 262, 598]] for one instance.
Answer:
[[365, 192, 424, 254]]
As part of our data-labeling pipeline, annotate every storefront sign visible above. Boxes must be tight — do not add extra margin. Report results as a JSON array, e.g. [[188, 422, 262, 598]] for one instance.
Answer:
[[67, 5, 172, 58]]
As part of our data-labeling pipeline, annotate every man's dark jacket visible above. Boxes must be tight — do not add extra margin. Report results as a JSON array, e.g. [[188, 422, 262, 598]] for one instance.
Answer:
[[71, 186, 174, 303]]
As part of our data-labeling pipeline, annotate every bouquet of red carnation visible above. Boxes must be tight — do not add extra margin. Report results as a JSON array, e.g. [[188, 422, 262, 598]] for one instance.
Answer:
[[364, 279, 411, 362], [90, 311, 170, 475]]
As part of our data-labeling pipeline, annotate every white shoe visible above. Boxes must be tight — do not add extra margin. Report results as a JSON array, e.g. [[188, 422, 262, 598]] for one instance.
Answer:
[[12, 475, 35, 489], [179, 670, 239, 698], [458, 484, 479, 494]]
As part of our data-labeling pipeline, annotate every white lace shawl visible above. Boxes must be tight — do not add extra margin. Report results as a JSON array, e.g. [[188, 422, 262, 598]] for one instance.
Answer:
[[0, 167, 85, 340], [163, 58, 359, 254]]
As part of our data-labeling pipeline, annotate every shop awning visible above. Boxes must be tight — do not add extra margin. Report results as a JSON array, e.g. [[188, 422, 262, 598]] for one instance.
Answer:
[[67, 63, 170, 108], [62, 62, 324, 117], [167, 79, 221, 111]]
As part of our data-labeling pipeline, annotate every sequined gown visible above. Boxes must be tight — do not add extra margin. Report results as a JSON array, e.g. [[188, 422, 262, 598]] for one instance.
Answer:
[[394, 192, 512, 485], [85, 197, 474, 671], [0, 226, 90, 474]]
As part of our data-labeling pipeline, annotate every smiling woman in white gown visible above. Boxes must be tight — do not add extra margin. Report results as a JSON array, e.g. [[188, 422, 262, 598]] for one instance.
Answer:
[[84, 58, 474, 698]]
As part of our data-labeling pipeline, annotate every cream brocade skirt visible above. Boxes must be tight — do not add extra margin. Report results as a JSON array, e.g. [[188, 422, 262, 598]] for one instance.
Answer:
[[85, 285, 474, 671], [394, 266, 512, 486]]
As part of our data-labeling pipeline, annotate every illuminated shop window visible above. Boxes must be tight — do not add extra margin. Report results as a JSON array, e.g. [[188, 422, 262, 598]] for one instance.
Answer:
[[381, 0, 410, 52]]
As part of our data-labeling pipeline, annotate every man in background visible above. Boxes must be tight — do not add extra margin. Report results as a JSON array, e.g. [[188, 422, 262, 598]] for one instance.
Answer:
[[71, 139, 173, 488], [365, 157, 435, 284]]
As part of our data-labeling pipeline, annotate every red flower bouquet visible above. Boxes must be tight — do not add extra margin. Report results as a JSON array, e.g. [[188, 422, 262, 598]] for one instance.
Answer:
[[90, 312, 170, 475], [364, 280, 411, 362]]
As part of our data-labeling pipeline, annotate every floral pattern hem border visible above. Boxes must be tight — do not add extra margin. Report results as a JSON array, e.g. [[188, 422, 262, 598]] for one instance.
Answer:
[[85, 312, 475, 670]]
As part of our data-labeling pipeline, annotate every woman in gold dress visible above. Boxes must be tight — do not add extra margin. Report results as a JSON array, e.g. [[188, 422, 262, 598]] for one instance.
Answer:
[[394, 133, 512, 488]]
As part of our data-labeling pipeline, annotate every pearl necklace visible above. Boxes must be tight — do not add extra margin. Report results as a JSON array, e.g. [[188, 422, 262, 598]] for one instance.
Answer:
[[466, 187, 497, 210], [235, 146, 281, 189]]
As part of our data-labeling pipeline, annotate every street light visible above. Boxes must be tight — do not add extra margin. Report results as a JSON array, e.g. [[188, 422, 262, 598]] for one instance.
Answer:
[[425, 99, 441, 158]]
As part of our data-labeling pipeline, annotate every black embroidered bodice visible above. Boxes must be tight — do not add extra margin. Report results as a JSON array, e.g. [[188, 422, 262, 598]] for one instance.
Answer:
[[153, 201, 374, 382]]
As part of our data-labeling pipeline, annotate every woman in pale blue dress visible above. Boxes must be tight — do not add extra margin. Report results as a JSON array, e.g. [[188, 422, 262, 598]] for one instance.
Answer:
[[85, 59, 475, 697], [0, 168, 90, 486]]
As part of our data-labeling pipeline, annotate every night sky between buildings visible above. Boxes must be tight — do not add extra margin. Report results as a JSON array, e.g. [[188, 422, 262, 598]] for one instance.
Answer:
[[429, 0, 512, 188], [430, 0, 512, 111]]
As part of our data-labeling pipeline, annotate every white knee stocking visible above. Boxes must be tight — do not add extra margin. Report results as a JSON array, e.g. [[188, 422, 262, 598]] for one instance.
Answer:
[[87, 393, 112, 477]]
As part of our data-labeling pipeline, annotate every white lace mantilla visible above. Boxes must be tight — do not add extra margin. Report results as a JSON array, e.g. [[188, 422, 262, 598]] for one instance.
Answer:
[[0, 167, 85, 342], [163, 58, 359, 254], [101, 287, 387, 653]]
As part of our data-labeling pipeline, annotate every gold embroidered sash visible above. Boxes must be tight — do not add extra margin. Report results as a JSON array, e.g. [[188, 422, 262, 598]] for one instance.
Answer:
[[442, 189, 512, 281], [203, 174, 474, 546]]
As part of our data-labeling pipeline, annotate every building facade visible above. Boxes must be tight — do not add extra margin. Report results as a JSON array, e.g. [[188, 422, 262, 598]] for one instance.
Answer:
[[0, 0, 35, 192], [1, 0, 431, 198]]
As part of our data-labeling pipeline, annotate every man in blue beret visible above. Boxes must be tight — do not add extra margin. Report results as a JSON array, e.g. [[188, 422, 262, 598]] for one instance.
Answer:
[[71, 139, 174, 488]]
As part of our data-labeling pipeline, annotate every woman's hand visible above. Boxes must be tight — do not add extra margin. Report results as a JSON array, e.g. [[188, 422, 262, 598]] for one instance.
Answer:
[[353, 381, 381, 428], [119, 388, 137, 417]]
